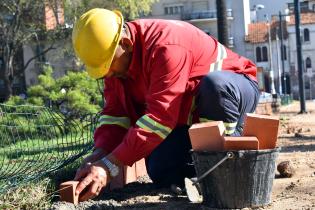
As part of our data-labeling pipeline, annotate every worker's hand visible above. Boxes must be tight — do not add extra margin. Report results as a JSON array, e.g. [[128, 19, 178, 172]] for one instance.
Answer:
[[74, 160, 110, 201], [75, 148, 107, 180]]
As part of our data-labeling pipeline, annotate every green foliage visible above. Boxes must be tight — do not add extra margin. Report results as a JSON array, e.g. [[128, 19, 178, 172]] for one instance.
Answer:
[[27, 97, 44, 106], [3, 66, 102, 142], [115, 0, 158, 20], [5, 96, 25, 106], [26, 65, 102, 117], [0, 106, 62, 145], [0, 115, 37, 145], [65, 0, 157, 21]]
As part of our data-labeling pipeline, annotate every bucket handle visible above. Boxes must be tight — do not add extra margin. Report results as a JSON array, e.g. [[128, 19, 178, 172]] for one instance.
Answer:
[[191, 152, 234, 185]]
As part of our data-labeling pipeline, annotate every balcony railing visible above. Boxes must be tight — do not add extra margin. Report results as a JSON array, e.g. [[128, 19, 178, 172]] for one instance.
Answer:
[[182, 9, 233, 21]]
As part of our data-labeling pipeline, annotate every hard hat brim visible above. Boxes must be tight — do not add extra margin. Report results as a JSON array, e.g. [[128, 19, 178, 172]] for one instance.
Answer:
[[86, 65, 110, 79]]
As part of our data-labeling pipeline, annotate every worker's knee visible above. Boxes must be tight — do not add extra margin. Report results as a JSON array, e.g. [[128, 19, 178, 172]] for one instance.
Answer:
[[145, 126, 194, 187], [146, 162, 195, 188], [146, 163, 166, 186]]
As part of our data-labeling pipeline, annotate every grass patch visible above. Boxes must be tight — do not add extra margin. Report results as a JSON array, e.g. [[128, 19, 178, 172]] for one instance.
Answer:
[[0, 130, 93, 209], [0, 156, 86, 210], [0, 132, 92, 181], [0, 178, 53, 210]]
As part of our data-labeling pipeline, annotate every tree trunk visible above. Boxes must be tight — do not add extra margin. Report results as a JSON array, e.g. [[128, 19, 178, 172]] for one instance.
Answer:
[[216, 0, 229, 46], [3, 46, 14, 101], [3, 73, 13, 101]]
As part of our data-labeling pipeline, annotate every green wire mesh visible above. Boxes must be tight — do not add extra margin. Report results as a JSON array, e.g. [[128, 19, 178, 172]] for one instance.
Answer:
[[0, 104, 97, 193]]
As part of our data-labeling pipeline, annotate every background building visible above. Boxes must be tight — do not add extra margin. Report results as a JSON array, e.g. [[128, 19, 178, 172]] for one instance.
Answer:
[[147, 0, 251, 56], [245, 20, 290, 94], [287, 11, 315, 99], [0, 1, 75, 101], [246, 0, 315, 99]]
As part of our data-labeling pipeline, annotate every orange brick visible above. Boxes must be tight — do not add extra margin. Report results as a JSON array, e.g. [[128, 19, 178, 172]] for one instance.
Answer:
[[110, 166, 124, 190], [135, 158, 147, 178], [59, 181, 79, 204], [224, 136, 259, 150], [188, 121, 225, 151], [243, 113, 279, 149], [124, 164, 137, 184]]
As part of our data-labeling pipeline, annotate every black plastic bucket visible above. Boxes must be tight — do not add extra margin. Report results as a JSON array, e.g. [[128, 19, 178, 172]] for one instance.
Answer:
[[191, 148, 280, 209]]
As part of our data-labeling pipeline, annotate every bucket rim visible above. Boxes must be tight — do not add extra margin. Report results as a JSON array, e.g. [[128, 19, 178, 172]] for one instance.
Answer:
[[190, 147, 281, 155]]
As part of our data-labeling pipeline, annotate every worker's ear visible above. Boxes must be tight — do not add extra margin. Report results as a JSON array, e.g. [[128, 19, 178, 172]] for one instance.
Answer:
[[120, 37, 133, 53]]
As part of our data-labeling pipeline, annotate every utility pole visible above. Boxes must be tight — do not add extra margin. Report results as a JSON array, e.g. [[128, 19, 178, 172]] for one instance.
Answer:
[[279, 12, 287, 95], [275, 29, 282, 94], [216, 0, 228, 46], [294, 0, 306, 113], [266, 16, 277, 95]]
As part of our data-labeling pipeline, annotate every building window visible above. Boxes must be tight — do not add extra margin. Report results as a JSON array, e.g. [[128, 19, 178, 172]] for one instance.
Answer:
[[169, 7, 174, 14], [262, 46, 268, 62], [180, 6, 184, 13], [306, 57, 312, 68], [281, 45, 287, 60], [304, 28, 310, 42], [256, 46, 268, 62], [305, 79, 310, 89], [288, 2, 309, 13], [256, 47, 262, 62], [164, 5, 183, 15], [174, 6, 178, 14]]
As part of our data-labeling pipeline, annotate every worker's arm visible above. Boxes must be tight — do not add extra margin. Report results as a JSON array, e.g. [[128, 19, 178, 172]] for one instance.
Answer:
[[74, 78, 129, 201], [111, 45, 192, 165], [75, 78, 128, 176], [93, 78, 130, 152]]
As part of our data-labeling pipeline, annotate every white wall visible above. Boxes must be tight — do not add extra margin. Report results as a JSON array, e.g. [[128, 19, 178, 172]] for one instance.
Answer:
[[229, 0, 249, 55], [23, 39, 77, 87]]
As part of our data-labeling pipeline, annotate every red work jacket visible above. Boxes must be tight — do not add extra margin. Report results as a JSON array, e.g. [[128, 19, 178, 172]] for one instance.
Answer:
[[94, 19, 257, 166]]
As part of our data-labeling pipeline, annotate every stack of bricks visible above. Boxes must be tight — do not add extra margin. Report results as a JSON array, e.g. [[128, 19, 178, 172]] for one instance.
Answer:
[[59, 158, 147, 204], [188, 113, 280, 151]]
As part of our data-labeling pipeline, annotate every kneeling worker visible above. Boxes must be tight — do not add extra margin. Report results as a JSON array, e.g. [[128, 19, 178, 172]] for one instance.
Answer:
[[72, 8, 259, 201]]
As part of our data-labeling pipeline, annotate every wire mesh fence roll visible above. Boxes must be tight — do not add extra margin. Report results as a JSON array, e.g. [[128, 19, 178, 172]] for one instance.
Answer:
[[0, 104, 97, 193]]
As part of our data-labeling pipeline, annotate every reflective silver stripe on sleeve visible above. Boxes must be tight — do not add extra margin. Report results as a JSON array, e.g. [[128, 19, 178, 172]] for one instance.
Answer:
[[97, 115, 130, 129], [199, 117, 237, 135], [136, 115, 172, 139], [224, 122, 237, 135], [209, 42, 228, 72]]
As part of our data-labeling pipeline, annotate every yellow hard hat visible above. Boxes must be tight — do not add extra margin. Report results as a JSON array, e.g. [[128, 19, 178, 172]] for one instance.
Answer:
[[72, 8, 124, 79]]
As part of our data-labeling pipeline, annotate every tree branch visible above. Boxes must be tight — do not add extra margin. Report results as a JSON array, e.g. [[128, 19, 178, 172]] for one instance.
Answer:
[[22, 44, 56, 72]]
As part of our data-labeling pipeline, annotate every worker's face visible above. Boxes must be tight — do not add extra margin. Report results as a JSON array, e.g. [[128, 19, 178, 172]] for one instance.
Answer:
[[106, 37, 133, 79]]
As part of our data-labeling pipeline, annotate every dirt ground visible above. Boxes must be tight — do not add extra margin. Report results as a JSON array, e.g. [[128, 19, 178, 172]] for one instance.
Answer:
[[51, 101, 315, 210]]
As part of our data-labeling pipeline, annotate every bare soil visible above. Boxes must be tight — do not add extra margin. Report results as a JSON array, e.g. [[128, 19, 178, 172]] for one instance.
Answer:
[[51, 101, 315, 210]]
